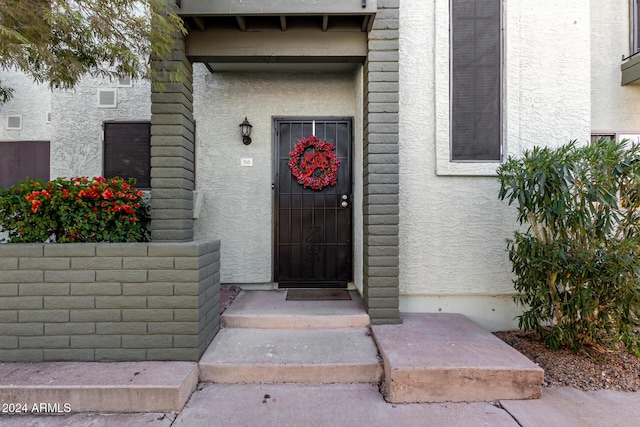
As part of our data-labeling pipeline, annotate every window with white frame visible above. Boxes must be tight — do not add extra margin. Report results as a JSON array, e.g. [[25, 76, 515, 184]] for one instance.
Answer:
[[6, 115, 22, 130], [97, 89, 117, 108], [117, 76, 132, 87], [591, 132, 640, 144], [450, 0, 502, 162]]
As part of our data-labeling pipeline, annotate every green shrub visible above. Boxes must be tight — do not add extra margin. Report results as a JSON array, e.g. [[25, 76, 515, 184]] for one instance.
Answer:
[[0, 176, 149, 243], [497, 139, 640, 354]]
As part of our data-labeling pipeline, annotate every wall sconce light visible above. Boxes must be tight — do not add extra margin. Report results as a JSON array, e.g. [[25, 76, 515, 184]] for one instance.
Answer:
[[239, 117, 252, 145]]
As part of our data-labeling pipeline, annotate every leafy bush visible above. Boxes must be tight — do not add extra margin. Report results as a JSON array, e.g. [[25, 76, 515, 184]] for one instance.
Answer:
[[0, 177, 149, 243], [498, 139, 640, 354]]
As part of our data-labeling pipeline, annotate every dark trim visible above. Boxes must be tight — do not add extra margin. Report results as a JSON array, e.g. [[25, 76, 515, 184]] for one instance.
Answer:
[[272, 116, 354, 287]]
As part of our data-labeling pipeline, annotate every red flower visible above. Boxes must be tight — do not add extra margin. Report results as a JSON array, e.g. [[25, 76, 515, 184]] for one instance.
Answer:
[[30, 199, 41, 213], [288, 136, 340, 191]]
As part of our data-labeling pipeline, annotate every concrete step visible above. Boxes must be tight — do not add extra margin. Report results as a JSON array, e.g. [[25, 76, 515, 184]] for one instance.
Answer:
[[372, 314, 544, 403], [221, 290, 370, 329], [0, 361, 198, 413], [199, 327, 382, 384]]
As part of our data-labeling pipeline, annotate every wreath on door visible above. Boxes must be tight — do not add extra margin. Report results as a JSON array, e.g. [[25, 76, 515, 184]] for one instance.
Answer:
[[288, 136, 340, 190]]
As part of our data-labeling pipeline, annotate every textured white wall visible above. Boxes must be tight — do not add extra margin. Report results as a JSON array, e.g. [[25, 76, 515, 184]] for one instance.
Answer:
[[191, 66, 357, 283], [49, 77, 151, 179], [591, 0, 640, 132], [398, 0, 591, 329], [0, 71, 51, 141]]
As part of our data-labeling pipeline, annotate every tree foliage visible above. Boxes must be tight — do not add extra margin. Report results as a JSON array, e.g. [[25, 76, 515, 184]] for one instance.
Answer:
[[0, 0, 185, 102], [498, 139, 640, 354]]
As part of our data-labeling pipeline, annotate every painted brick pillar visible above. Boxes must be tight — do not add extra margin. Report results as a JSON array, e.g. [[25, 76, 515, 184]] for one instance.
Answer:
[[363, 0, 401, 324], [150, 34, 195, 242]]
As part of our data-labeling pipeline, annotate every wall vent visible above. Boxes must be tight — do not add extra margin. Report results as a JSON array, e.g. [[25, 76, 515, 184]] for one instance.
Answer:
[[6, 115, 22, 130], [97, 89, 117, 108], [117, 76, 132, 87], [46, 112, 52, 123]]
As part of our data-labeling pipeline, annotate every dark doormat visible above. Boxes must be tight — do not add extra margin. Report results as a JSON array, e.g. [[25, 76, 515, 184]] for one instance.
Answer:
[[286, 288, 352, 301]]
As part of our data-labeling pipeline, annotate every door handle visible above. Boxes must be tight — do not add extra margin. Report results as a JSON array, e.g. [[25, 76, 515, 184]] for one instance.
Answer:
[[340, 194, 349, 208]]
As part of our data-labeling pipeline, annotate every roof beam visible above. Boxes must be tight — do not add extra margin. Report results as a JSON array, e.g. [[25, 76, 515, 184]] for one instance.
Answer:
[[361, 15, 374, 32], [236, 16, 246, 31], [186, 30, 368, 61], [192, 16, 206, 31]]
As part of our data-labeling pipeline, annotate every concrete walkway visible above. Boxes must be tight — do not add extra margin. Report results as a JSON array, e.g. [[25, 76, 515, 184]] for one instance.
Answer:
[[1, 385, 638, 426], [1, 291, 637, 426]]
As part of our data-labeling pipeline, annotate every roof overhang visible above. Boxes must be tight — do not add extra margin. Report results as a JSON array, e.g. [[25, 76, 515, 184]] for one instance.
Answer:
[[175, 0, 376, 72], [176, 0, 377, 21]]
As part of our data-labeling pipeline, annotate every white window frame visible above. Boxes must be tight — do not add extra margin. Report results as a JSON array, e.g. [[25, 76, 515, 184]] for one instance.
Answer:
[[591, 131, 640, 144], [435, 0, 505, 176], [97, 89, 118, 108], [116, 76, 133, 87], [6, 114, 22, 131]]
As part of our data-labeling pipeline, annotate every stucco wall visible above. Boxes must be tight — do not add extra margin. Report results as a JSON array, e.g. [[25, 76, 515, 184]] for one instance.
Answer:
[[0, 71, 51, 142], [49, 77, 151, 179], [398, 0, 591, 329], [191, 66, 358, 284], [591, 0, 640, 132], [353, 66, 365, 294]]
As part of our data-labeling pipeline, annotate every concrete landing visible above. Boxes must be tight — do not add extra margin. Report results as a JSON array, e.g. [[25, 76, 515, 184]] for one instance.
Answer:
[[221, 290, 370, 329], [172, 383, 518, 427], [199, 328, 382, 383], [0, 361, 198, 413], [372, 314, 544, 403]]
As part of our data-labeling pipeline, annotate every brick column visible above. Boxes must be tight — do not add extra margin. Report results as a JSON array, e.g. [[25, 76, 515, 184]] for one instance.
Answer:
[[150, 34, 195, 242], [362, 0, 401, 324]]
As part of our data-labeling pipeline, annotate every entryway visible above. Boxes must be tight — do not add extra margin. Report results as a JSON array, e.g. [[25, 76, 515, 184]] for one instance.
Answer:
[[274, 118, 353, 288], [199, 290, 543, 402]]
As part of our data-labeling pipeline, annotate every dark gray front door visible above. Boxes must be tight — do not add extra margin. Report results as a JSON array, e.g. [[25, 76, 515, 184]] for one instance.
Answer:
[[274, 118, 352, 287]]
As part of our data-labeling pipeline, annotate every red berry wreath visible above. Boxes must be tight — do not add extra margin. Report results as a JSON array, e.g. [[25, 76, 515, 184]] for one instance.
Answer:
[[288, 136, 340, 190]]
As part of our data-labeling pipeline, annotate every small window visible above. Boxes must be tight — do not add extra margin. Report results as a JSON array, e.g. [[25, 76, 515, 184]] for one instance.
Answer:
[[97, 89, 117, 108], [591, 133, 616, 143], [117, 76, 132, 87], [103, 121, 151, 188], [590, 132, 640, 144], [6, 115, 22, 130]]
